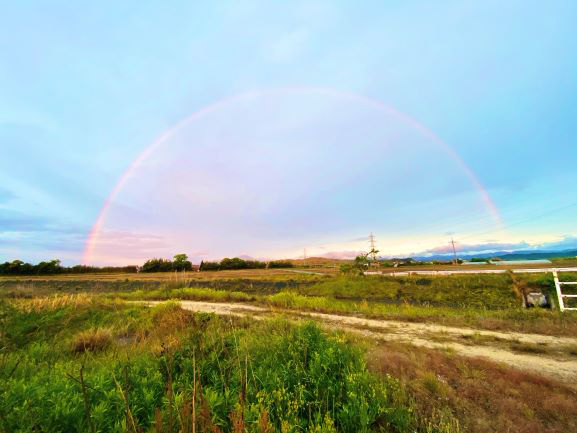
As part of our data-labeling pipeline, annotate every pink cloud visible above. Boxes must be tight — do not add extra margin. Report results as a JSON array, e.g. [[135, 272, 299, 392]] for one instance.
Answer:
[[317, 250, 364, 259], [424, 241, 530, 255]]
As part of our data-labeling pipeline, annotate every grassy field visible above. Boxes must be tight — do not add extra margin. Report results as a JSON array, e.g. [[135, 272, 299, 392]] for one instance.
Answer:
[[2, 271, 568, 305], [2, 271, 576, 336], [2, 289, 577, 433], [0, 296, 416, 432], [0, 269, 328, 282], [109, 286, 577, 337], [2, 271, 577, 432]]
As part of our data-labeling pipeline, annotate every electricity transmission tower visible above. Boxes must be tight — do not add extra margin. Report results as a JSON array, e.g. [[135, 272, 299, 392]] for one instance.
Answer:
[[450, 237, 458, 265], [368, 233, 378, 262]]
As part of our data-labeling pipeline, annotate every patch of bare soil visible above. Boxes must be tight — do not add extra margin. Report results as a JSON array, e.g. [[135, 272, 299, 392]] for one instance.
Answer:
[[145, 300, 265, 316]]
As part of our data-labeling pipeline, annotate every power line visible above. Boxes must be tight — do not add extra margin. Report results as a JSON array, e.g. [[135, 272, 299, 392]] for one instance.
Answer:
[[359, 191, 577, 243], [458, 200, 577, 242]]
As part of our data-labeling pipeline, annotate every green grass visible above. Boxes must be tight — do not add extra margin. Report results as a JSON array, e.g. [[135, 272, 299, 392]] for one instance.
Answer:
[[0, 298, 417, 432], [3, 272, 571, 311], [112, 286, 577, 337], [115, 286, 258, 303], [297, 274, 540, 309]]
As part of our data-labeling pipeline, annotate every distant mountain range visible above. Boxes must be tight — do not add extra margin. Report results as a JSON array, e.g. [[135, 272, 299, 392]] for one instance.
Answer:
[[409, 249, 577, 262]]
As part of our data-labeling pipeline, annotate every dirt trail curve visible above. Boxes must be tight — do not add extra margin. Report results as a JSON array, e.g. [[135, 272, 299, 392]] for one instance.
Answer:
[[142, 300, 577, 382]]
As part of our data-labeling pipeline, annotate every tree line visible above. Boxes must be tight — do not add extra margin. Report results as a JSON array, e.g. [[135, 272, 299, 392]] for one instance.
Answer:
[[0, 254, 294, 275], [198, 257, 293, 271], [0, 259, 137, 276]]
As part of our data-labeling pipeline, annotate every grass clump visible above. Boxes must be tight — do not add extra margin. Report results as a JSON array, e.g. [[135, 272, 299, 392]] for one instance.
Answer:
[[71, 327, 113, 354]]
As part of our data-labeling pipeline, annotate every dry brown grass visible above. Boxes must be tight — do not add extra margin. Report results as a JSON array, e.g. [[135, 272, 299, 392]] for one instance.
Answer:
[[128, 303, 199, 354], [0, 268, 323, 282], [10, 293, 95, 312], [72, 327, 114, 353], [368, 342, 577, 433]]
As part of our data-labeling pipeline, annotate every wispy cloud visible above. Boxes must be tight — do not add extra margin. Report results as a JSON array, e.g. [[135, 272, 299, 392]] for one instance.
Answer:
[[0, 188, 15, 204], [91, 230, 169, 252], [424, 241, 531, 255], [345, 236, 371, 243], [535, 235, 577, 251], [0, 211, 83, 235], [317, 250, 364, 259], [0, 210, 89, 261], [410, 236, 577, 258]]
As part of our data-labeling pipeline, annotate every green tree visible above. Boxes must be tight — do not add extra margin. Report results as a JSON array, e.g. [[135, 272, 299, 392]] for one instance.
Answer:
[[220, 257, 247, 270], [141, 258, 173, 272], [35, 259, 62, 275], [173, 254, 192, 271], [341, 254, 370, 275], [199, 261, 220, 271]]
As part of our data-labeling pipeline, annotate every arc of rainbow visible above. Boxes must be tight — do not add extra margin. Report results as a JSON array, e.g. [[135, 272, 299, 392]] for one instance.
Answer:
[[83, 87, 503, 264]]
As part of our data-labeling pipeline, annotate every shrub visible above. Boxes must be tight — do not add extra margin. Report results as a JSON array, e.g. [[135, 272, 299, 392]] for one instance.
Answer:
[[268, 260, 294, 269]]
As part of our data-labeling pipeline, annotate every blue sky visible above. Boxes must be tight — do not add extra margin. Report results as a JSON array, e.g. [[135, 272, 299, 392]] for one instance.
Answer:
[[1, 1, 576, 265]]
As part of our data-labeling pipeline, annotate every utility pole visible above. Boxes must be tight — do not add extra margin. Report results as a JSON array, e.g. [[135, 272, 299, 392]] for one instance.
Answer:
[[450, 238, 458, 265], [303, 248, 307, 267]]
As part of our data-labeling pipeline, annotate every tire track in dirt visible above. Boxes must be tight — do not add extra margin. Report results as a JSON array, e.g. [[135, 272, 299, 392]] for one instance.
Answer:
[[140, 300, 577, 382]]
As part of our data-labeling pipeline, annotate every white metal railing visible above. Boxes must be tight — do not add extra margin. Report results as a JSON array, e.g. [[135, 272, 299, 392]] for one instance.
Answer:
[[553, 269, 577, 312]]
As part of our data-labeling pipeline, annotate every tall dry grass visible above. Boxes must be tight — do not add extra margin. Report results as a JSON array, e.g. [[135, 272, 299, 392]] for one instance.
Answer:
[[9, 293, 96, 312], [71, 327, 114, 354]]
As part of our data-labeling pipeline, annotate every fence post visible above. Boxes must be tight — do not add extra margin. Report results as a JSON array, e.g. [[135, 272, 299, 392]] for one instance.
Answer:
[[553, 270, 565, 312]]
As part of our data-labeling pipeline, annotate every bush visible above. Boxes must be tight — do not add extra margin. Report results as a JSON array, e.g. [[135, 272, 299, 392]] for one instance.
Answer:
[[268, 260, 294, 269]]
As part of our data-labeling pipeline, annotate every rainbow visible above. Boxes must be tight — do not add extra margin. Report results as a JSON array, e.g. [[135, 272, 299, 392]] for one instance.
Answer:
[[83, 87, 503, 264]]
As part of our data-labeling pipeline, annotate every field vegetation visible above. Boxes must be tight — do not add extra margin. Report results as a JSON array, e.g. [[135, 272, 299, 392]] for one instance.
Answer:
[[2, 287, 577, 433], [3, 271, 577, 337], [109, 287, 577, 337], [368, 341, 577, 433], [1, 296, 418, 432]]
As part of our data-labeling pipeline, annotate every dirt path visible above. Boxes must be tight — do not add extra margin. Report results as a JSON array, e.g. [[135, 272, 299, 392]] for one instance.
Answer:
[[142, 300, 577, 381], [146, 300, 264, 317]]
